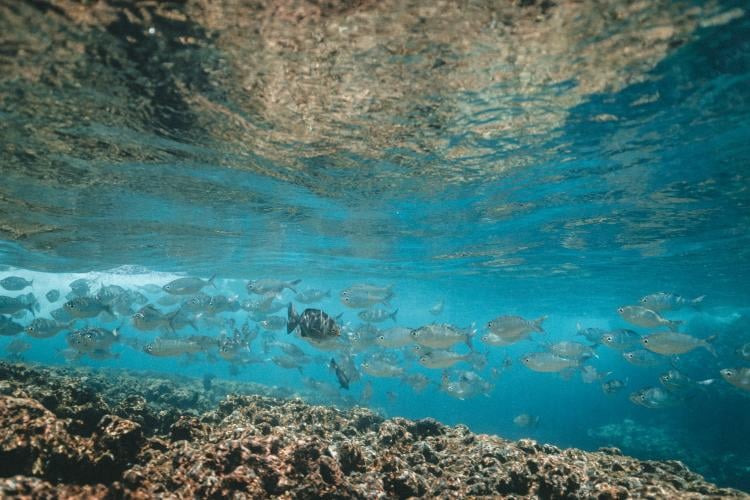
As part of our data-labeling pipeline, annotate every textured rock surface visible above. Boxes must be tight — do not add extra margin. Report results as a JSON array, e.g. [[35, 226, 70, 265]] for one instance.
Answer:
[[0, 362, 747, 498]]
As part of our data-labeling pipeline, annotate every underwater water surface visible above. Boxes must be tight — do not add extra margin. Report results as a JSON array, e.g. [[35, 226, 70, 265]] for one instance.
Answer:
[[1, 0, 750, 492]]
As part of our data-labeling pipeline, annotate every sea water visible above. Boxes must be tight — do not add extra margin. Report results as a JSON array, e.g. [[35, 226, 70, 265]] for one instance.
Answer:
[[1, 0, 749, 492]]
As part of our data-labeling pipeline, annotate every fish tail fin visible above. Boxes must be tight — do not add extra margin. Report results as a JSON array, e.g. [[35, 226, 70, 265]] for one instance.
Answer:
[[691, 295, 706, 308], [288, 279, 302, 293], [703, 334, 718, 357], [466, 323, 476, 351], [667, 319, 683, 332], [286, 303, 299, 334], [208, 274, 217, 288], [26, 302, 36, 317], [166, 310, 179, 334], [390, 308, 398, 322], [534, 316, 548, 333]]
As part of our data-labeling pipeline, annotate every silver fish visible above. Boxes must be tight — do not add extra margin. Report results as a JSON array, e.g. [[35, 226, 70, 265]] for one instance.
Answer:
[[294, 289, 331, 304], [640, 332, 716, 356], [429, 300, 444, 316], [547, 341, 597, 360], [659, 369, 714, 393], [25, 318, 73, 339], [63, 297, 112, 319], [0, 276, 33, 291], [486, 315, 546, 343], [629, 387, 681, 408], [520, 352, 579, 373], [513, 413, 540, 428], [163, 275, 216, 295], [0, 315, 24, 336], [418, 350, 482, 369], [45, 289, 60, 303], [411, 323, 474, 350], [143, 337, 204, 357], [600, 329, 640, 351], [720, 367, 750, 392], [247, 278, 301, 295], [358, 308, 398, 323], [5, 339, 31, 354], [0, 296, 35, 317], [617, 306, 681, 331], [375, 326, 414, 348], [259, 315, 288, 331], [639, 292, 705, 312], [602, 379, 628, 394], [339, 284, 394, 308], [67, 327, 120, 352], [68, 278, 92, 297], [622, 349, 661, 367]]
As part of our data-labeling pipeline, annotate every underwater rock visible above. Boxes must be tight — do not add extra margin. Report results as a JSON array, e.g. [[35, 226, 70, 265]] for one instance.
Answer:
[[0, 362, 747, 498]]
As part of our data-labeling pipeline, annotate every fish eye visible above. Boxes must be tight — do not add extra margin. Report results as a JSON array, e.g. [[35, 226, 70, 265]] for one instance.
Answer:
[[419, 356, 426, 362], [643, 339, 649, 344], [378, 335, 384, 340], [617, 307, 624, 313], [641, 298, 646, 303], [605, 336, 612, 342]]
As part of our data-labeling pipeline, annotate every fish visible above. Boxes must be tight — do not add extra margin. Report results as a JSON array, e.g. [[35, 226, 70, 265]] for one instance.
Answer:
[[410, 323, 475, 350], [50, 307, 74, 322], [547, 341, 597, 360], [5, 339, 31, 354], [629, 387, 681, 409], [513, 414, 540, 428], [68, 278, 93, 297], [520, 352, 580, 373], [67, 327, 120, 353], [736, 342, 750, 361], [429, 300, 444, 316], [259, 315, 287, 331], [440, 371, 492, 400], [247, 278, 301, 295], [163, 275, 216, 295], [132, 305, 178, 333], [360, 355, 404, 378], [617, 306, 681, 331], [581, 365, 610, 384], [599, 329, 640, 351], [25, 318, 73, 339], [45, 289, 60, 303], [576, 323, 606, 344], [659, 369, 714, 393], [0, 315, 24, 337], [143, 337, 205, 357], [622, 349, 661, 367], [358, 308, 398, 323], [640, 332, 716, 356], [486, 315, 546, 344], [272, 355, 306, 372], [344, 323, 381, 353], [294, 289, 331, 304], [329, 358, 350, 389], [639, 292, 705, 312], [339, 284, 394, 308], [0, 296, 36, 317], [287, 303, 340, 341], [0, 276, 33, 291], [418, 350, 484, 369], [263, 340, 308, 359], [241, 294, 286, 314], [63, 297, 113, 319], [602, 379, 628, 394], [719, 367, 750, 392], [401, 373, 431, 393], [375, 326, 414, 348]]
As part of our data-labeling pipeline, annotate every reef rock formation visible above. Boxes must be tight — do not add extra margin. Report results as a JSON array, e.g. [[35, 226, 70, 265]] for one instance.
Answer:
[[0, 362, 746, 498]]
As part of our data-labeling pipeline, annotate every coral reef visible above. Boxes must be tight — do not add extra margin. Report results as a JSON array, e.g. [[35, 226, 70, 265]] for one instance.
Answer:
[[0, 362, 747, 498]]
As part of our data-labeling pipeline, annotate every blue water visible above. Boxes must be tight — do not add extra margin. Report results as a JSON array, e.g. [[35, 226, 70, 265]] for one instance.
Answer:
[[1, 0, 750, 491]]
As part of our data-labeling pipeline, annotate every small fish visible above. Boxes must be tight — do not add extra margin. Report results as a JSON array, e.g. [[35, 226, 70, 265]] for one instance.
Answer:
[[294, 289, 331, 304], [329, 358, 350, 389], [50, 307, 73, 322], [401, 373, 431, 393], [513, 414, 540, 429], [617, 306, 681, 331], [622, 349, 661, 367], [67, 327, 120, 353], [25, 318, 73, 339], [287, 303, 340, 341], [639, 292, 705, 312], [375, 326, 414, 348], [576, 323, 606, 344], [264, 340, 308, 359], [339, 284, 394, 308], [602, 379, 628, 394], [5, 338, 31, 354], [0, 296, 36, 317], [45, 289, 60, 303], [440, 371, 492, 400], [259, 315, 287, 331], [411, 323, 474, 350], [358, 308, 398, 323], [486, 315, 546, 344], [163, 275, 216, 295], [68, 278, 93, 297], [629, 387, 681, 409], [143, 338, 204, 357], [418, 350, 483, 369], [132, 305, 176, 333], [640, 332, 716, 356], [0, 315, 24, 337], [272, 355, 305, 372], [429, 300, 444, 316], [720, 367, 750, 392], [736, 342, 750, 361], [360, 356, 404, 378], [0, 276, 33, 291], [547, 341, 597, 360], [659, 369, 714, 393], [241, 294, 287, 314], [521, 352, 580, 373], [63, 297, 112, 319], [600, 329, 640, 351], [247, 278, 301, 295], [581, 365, 610, 384]]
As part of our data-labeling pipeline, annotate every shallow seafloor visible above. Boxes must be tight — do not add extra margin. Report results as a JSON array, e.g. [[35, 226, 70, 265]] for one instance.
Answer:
[[0, 362, 745, 499]]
